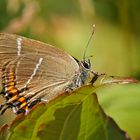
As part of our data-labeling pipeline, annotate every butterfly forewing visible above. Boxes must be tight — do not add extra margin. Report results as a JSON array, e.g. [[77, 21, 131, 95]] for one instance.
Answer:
[[0, 33, 79, 102]]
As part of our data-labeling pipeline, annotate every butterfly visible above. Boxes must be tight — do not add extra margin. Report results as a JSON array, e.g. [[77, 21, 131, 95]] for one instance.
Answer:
[[0, 32, 136, 115], [0, 32, 101, 115]]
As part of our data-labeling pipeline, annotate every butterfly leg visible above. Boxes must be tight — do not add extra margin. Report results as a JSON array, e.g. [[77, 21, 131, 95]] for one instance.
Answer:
[[90, 71, 105, 85]]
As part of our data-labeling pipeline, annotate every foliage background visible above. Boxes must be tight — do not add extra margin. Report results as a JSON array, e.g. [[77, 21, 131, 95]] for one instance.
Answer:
[[0, 0, 140, 139]]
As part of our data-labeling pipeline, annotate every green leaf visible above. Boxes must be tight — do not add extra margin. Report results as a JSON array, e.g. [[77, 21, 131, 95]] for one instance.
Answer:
[[6, 85, 130, 140], [97, 84, 140, 139]]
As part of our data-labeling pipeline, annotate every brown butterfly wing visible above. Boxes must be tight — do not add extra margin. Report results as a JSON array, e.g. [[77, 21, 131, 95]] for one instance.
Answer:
[[0, 33, 79, 101]]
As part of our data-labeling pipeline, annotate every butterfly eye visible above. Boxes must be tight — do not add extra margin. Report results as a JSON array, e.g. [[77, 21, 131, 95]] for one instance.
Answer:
[[82, 60, 91, 69]]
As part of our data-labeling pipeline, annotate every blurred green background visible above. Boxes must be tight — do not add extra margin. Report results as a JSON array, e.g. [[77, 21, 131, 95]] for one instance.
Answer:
[[0, 0, 140, 139]]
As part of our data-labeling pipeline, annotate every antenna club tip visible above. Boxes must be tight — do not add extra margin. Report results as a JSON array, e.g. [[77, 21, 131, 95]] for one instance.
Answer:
[[92, 24, 96, 28]]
